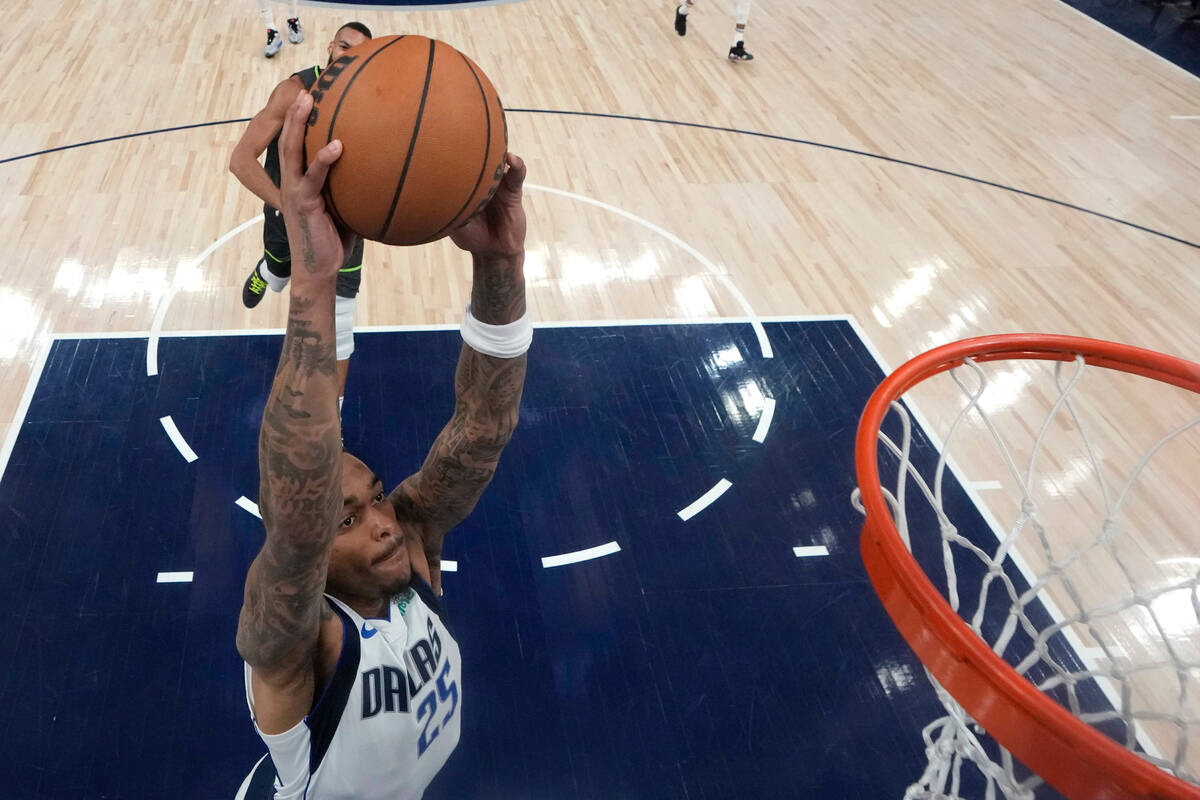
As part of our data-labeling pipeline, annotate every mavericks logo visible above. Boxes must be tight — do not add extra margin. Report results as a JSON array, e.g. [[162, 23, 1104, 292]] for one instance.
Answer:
[[394, 588, 414, 618]]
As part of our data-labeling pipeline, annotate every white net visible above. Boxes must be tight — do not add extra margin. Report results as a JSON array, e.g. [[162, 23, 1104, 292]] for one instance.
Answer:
[[853, 352, 1200, 799]]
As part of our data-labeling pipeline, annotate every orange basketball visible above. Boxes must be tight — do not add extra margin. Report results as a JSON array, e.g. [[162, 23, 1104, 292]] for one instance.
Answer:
[[304, 35, 508, 246]]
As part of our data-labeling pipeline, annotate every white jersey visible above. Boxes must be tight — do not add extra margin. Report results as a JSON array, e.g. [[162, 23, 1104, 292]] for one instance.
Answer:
[[240, 579, 462, 800]]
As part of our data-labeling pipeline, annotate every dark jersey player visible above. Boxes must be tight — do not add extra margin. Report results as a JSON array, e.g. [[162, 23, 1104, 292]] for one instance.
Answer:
[[228, 21, 373, 404]]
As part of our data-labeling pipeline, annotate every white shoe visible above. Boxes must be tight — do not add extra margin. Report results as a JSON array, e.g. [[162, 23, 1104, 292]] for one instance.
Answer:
[[264, 29, 282, 58], [287, 18, 304, 45]]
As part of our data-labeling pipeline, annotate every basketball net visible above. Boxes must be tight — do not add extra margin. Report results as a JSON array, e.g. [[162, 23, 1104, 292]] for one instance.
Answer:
[[852, 337, 1200, 799]]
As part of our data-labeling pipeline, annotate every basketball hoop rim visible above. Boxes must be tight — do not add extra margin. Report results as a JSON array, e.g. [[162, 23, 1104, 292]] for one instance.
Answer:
[[855, 333, 1200, 800]]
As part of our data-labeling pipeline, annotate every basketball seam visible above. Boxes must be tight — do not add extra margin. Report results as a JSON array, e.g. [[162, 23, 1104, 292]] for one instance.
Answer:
[[422, 54, 493, 244], [380, 39, 437, 241], [322, 35, 408, 235]]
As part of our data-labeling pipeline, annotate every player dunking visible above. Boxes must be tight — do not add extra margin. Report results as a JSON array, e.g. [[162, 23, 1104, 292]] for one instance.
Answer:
[[255, 0, 304, 58], [229, 22, 373, 406], [235, 92, 531, 799], [674, 0, 755, 61]]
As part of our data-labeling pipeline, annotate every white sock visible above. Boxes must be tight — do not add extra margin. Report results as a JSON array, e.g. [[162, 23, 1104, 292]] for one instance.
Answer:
[[288, 0, 299, 20], [733, 1, 750, 45], [256, 0, 276, 30], [259, 258, 290, 292], [732, 24, 748, 48], [678, 0, 693, 15]]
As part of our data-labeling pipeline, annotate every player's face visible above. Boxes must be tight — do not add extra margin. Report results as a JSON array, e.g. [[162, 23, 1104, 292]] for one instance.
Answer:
[[327, 28, 369, 65], [327, 453, 412, 599]]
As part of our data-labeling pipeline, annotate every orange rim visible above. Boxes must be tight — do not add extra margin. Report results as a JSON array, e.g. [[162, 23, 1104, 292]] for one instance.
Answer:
[[855, 334, 1200, 800]]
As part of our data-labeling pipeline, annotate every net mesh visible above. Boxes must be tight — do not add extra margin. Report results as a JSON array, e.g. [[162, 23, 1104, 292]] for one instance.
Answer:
[[852, 352, 1200, 799]]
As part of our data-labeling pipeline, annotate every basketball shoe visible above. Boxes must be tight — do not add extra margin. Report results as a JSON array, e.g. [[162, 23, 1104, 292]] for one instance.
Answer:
[[264, 29, 282, 58], [674, 6, 688, 35], [243, 264, 270, 309], [728, 42, 754, 61], [287, 18, 304, 45]]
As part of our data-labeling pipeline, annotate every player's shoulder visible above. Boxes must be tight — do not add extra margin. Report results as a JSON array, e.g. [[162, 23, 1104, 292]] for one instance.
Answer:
[[265, 72, 309, 109], [289, 64, 323, 86]]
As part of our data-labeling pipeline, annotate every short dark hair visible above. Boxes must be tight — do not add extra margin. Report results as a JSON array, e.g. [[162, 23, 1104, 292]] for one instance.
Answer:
[[338, 21, 373, 39]]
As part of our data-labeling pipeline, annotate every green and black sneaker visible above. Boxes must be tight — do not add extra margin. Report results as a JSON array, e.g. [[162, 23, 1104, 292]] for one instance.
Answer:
[[242, 263, 270, 309]]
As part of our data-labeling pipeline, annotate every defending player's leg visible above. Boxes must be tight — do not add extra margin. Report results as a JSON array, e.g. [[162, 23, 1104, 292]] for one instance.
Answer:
[[728, 2, 754, 61], [243, 210, 293, 308], [286, 0, 303, 45], [333, 236, 365, 406], [334, 294, 355, 406], [674, 0, 694, 36], [256, 0, 282, 57]]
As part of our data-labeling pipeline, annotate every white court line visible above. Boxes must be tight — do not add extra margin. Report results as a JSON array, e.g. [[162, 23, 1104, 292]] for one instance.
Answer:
[[752, 397, 777, 443], [441, 560, 458, 572], [1078, 645, 1121, 661], [677, 478, 733, 521], [541, 541, 621, 568], [1170, 115, 1200, 120], [236, 496, 261, 519], [0, 337, 53, 484], [846, 315, 1163, 761], [157, 571, 194, 583], [159, 416, 199, 463], [970, 480, 1003, 491], [60, 313, 858, 340], [793, 545, 830, 557], [146, 216, 261, 377], [525, 183, 774, 359], [1159, 557, 1200, 567], [145, 192, 776, 374]]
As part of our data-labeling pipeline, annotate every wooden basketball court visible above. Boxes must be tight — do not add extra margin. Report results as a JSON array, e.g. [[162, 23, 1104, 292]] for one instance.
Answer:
[[2, 0, 1199, 796]]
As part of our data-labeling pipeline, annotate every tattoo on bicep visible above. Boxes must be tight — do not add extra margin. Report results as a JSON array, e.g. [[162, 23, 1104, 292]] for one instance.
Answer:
[[238, 540, 331, 666]]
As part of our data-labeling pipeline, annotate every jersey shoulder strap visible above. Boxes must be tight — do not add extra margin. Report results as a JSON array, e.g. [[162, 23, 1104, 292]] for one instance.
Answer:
[[290, 64, 322, 91]]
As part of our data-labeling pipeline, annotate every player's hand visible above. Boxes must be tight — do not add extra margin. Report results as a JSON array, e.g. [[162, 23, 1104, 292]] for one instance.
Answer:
[[450, 153, 527, 263], [278, 91, 355, 284]]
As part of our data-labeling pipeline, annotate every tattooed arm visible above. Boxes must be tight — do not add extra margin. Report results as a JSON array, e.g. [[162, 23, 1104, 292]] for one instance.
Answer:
[[236, 92, 351, 733], [389, 155, 530, 594]]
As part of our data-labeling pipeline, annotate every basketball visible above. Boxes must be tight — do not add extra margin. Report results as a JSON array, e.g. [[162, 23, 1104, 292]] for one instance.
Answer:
[[304, 35, 508, 246]]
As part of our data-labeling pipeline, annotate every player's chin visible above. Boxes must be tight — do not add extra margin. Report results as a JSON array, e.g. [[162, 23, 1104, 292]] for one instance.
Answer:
[[378, 557, 412, 595]]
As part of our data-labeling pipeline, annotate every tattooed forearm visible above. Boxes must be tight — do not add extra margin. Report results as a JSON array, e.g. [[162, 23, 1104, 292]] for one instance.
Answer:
[[274, 311, 337, 380], [392, 344, 527, 541], [390, 255, 529, 545], [470, 253, 526, 324], [238, 284, 342, 670], [261, 294, 341, 527]]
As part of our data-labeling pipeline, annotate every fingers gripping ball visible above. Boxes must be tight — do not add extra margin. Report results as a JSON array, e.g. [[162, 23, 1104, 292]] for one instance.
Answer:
[[304, 35, 509, 246]]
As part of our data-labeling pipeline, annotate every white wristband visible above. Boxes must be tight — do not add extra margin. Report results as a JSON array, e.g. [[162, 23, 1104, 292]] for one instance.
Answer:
[[460, 304, 533, 358]]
